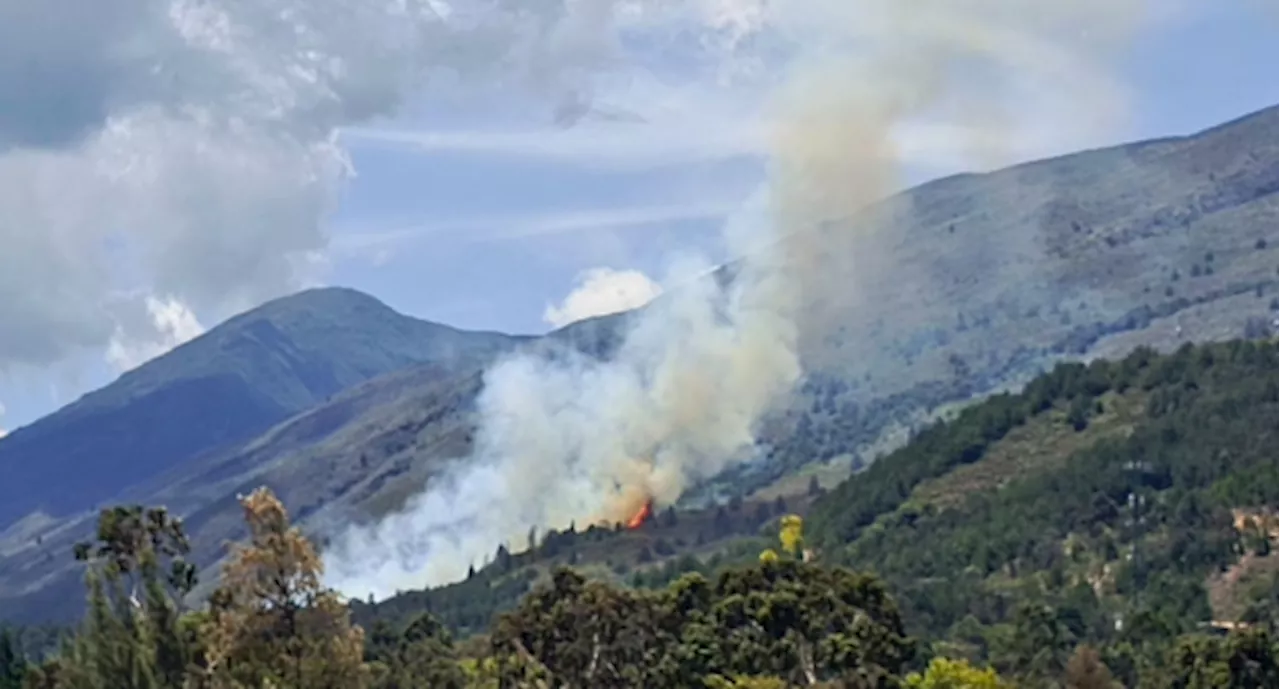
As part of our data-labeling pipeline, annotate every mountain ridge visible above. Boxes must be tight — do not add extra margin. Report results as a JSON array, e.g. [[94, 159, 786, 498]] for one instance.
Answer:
[[0, 286, 523, 527]]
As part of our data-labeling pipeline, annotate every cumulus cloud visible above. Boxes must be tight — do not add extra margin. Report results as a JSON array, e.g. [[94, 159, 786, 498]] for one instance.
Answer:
[[543, 267, 664, 327], [105, 295, 206, 373]]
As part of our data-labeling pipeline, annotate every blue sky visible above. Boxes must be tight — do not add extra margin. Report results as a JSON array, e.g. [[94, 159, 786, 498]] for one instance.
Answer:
[[328, 2, 1277, 334], [0, 1, 1275, 432]]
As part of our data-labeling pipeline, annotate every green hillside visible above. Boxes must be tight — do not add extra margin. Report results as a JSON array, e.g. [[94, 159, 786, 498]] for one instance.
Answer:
[[352, 339, 1278, 687], [805, 340, 1278, 677]]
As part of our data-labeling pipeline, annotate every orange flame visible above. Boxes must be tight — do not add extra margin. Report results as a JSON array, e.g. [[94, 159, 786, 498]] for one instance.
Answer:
[[625, 499, 653, 530]]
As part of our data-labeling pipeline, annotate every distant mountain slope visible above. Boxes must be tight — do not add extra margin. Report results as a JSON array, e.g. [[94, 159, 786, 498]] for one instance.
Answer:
[[0, 287, 520, 527], [1, 106, 1275, 624]]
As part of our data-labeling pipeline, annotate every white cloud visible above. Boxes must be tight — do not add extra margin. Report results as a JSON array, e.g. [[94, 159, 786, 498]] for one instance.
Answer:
[[344, 112, 1130, 182], [105, 295, 206, 373], [332, 199, 740, 263], [0, 400, 6, 438], [0, 0, 751, 375], [543, 267, 663, 327], [341, 117, 769, 171], [2, 0, 1186, 391]]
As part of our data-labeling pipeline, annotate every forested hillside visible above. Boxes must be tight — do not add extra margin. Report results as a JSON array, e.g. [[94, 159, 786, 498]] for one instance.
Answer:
[[341, 339, 1277, 687], [1, 341, 1275, 688], [2, 488, 1274, 688], [806, 338, 1279, 685]]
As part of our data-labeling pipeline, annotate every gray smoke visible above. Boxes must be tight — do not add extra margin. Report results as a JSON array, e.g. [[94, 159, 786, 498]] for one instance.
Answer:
[[324, 0, 1156, 599]]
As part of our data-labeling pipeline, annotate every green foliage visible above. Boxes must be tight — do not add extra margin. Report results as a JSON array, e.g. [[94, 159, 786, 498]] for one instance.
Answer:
[[703, 675, 789, 688], [0, 629, 25, 689], [10, 340, 1278, 689], [904, 657, 1012, 689], [806, 340, 1279, 687], [38, 505, 200, 689], [491, 560, 913, 687], [1138, 628, 1279, 689], [365, 613, 467, 689]]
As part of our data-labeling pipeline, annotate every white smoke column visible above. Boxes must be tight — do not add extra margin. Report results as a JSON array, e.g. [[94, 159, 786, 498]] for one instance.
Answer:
[[324, 0, 1153, 599]]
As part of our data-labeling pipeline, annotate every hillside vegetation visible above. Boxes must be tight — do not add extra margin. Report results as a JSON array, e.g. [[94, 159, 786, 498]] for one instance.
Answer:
[[805, 339, 1279, 684], [2, 106, 1277, 625], [3, 471, 1274, 688], [330, 339, 1278, 688]]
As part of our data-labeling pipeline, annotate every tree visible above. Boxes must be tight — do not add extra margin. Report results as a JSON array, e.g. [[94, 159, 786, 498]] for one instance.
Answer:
[[807, 476, 823, 497], [0, 629, 24, 689], [779, 515, 805, 559], [365, 613, 466, 689], [989, 603, 1076, 682], [1239, 569, 1279, 634], [492, 561, 912, 687], [689, 560, 913, 685], [51, 505, 199, 689], [904, 657, 1012, 688], [1063, 645, 1119, 689], [202, 487, 366, 689], [490, 568, 676, 688], [1139, 628, 1279, 689]]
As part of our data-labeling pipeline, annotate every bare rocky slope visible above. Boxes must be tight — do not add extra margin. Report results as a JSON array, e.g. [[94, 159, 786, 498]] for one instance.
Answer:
[[1, 105, 1275, 623]]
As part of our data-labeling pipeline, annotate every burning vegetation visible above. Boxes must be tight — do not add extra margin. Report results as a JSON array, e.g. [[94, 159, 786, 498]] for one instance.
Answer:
[[625, 498, 654, 530]]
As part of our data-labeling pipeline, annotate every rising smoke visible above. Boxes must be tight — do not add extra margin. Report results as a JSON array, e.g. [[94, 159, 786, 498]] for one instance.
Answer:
[[324, 0, 1156, 599]]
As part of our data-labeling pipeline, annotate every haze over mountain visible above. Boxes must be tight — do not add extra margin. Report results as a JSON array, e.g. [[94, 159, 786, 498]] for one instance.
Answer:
[[0, 104, 1275, 622]]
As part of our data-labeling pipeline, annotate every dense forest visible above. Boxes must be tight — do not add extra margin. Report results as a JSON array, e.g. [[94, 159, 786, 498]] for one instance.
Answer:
[[1, 340, 1276, 687]]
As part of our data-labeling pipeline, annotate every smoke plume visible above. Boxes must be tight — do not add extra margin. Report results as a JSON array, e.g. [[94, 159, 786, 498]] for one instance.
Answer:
[[324, 0, 1153, 599]]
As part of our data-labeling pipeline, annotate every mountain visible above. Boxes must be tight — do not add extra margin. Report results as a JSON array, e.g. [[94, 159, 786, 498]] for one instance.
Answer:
[[0, 105, 1275, 624], [0, 287, 521, 528]]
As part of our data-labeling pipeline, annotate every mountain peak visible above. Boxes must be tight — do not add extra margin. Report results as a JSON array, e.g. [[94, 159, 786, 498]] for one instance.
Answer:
[[0, 285, 519, 528]]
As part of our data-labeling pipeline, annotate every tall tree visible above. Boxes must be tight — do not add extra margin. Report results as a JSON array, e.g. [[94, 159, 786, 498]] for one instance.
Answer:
[[202, 487, 366, 689], [53, 505, 198, 689]]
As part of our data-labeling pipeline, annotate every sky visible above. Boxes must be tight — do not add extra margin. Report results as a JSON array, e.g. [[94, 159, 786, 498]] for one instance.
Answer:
[[0, 0, 1275, 434]]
